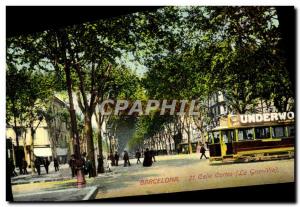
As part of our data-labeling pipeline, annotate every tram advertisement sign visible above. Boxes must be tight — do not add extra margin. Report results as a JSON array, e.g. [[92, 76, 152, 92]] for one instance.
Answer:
[[239, 112, 295, 124]]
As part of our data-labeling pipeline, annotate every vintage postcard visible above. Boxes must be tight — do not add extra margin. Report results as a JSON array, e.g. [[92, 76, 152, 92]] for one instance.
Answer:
[[6, 6, 295, 202]]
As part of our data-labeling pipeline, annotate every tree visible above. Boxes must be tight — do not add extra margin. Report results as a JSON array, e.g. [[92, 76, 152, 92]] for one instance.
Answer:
[[6, 62, 55, 172]]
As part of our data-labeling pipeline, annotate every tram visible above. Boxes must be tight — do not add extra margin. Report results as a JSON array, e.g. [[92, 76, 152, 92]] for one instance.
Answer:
[[207, 112, 295, 164]]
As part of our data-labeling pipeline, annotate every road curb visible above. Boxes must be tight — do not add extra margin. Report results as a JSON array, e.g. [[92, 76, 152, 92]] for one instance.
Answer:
[[82, 186, 99, 200], [11, 177, 72, 185], [13, 186, 99, 201]]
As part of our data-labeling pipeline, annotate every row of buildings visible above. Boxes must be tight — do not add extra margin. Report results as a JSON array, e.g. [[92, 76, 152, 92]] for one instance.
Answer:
[[6, 95, 122, 168], [7, 91, 294, 166], [142, 91, 294, 154], [6, 97, 73, 167]]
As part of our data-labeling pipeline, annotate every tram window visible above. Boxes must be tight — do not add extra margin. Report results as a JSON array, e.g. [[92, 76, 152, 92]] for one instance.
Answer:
[[222, 130, 234, 143], [238, 128, 254, 141], [255, 127, 270, 139], [287, 125, 295, 137], [272, 126, 285, 138], [213, 131, 220, 143]]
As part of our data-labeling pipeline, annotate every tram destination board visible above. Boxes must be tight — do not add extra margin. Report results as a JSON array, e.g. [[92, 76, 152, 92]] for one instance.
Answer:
[[5, 6, 295, 203]]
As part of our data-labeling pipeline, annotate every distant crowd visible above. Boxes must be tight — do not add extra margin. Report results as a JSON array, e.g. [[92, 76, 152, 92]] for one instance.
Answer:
[[9, 144, 208, 178], [68, 148, 157, 178], [9, 156, 59, 177]]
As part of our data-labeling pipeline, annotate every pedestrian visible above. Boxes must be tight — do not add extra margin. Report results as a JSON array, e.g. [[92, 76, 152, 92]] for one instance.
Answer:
[[97, 154, 104, 173], [110, 153, 115, 166], [150, 149, 156, 162], [18, 161, 23, 175], [54, 157, 59, 172], [22, 158, 28, 174], [114, 151, 119, 166], [9, 159, 17, 177], [85, 159, 93, 178], [123, 150, 131, 167], [135, 150, 141, 164], [104, 155, 112, 172], [81, 152, 87, 168], [143, 148, 152, 167], [34, 157, 41, 175], [44, 157, 50, 174], [69, 154, 76, 177], [200, 144, 208, 159]]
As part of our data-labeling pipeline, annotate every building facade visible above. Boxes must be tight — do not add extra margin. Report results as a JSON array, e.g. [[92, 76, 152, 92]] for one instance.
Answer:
[[6, 96, 72, 166]]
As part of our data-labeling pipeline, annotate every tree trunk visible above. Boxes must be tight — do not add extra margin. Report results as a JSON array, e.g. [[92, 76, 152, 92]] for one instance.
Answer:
[[168, 135, 172, 154], [183, 116, 192, 154], [58, 29, 86, 185], [65, 68, 80, 158], [84, 114, 96, 177], [187, 132, 192, 154], [6, 148, 13, 201], [30, 126, 35, 174], [97, 131, 105, 173], [96, 114, 105, 174], [64, 59, 86, 184], [23, 131, 29, 166], [13, 114, 21, 172]]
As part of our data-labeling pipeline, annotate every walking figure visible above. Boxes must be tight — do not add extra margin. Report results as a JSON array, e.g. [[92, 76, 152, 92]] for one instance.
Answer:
[[150, 149, 156, 162], [97, 154, 104, 173], [114, 151, 119, 166], [104, 155, 112, 172], [9, 159, 17, 177], [34, 157, 41, 175], [44, 157, 50, 174], [85, 158, 93, 178], [135, 150, 141, 164], [143, 148, 152, 167], [54, 157, 59, 171], [69, 155, 76, 177], [110, 153, 116, 166], [200, 144, 208, 159], [81, 152, 87, 172], [123, 151, 131, 167], [22, 158, 28, 174]]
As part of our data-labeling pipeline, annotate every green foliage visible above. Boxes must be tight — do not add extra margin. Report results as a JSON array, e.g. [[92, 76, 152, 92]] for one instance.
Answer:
[[140, 6, 293, 113], [6, 63, 55, 126], [6, 6, 294, 152], [129, 111, 173, 149]]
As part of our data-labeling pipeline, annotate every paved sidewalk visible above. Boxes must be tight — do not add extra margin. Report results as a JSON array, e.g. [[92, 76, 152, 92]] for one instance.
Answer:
[[11, 154, 293, 201], [11, 163, 72, 185], [13, 186, 99, 202], [11, 153, 206, 185], [11, 154, 213, 201]]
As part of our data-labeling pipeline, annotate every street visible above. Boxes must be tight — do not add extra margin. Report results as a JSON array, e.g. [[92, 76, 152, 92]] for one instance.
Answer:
[[11, 154, 294, 201]]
